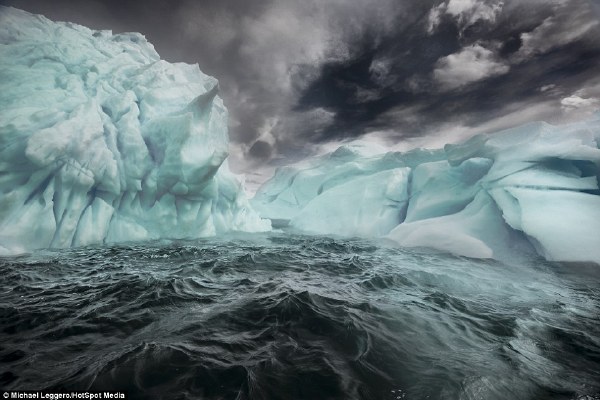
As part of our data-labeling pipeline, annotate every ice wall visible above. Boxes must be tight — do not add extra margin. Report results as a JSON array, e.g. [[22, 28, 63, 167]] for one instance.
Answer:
[[253, 119, 600, 264], [0, 7, 270, 255]]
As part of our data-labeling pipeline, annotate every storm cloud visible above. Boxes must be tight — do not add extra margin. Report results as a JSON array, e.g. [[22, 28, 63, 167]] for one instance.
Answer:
[[2, 0, 599, 185]]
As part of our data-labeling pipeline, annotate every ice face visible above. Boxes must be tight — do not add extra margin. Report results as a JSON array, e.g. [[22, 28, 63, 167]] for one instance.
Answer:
[[292, 168, 412, 237], [0, 7, 270, 255], [253, 118, 600, 264], [252, 145, 444, 221]]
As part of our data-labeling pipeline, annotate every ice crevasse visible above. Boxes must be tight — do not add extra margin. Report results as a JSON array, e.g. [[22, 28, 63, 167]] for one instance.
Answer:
[[253, 119, 600, 264], [0, 7, 270, 255]]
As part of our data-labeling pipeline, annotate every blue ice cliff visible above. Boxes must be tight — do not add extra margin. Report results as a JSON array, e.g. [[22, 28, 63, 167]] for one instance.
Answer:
[[253, 119, 600, 264], [0, 7, 270, 255]]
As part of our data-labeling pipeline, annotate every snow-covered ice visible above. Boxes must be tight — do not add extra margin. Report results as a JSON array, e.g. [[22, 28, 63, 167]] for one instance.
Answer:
[[253, 119, 600, 264], [0, 7, 270, 255]]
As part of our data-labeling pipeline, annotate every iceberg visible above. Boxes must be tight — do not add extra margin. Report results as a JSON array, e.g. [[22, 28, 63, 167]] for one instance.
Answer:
[[0, 7, 270, 255], [253, 119, 600, 264]]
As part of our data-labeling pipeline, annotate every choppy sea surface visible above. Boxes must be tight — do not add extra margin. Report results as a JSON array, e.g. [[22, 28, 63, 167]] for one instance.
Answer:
[[1, 233, 599, 400]]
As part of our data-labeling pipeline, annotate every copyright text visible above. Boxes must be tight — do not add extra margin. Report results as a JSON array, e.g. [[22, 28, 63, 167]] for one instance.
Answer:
[[3, 392, 126, 399]]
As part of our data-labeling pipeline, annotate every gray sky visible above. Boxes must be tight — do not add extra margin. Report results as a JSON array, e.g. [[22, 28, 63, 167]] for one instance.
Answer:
[[2, 0, 600, 189]]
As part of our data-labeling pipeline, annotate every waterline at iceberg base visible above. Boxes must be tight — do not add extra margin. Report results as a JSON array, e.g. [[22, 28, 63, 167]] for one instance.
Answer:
[[0, 7, 599, 400]]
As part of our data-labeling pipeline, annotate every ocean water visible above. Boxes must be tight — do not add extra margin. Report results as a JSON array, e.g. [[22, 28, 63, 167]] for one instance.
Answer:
[[1, 233, 599, 400]]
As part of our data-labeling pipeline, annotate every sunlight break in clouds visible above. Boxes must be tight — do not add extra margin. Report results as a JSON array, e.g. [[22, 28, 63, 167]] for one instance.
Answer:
[[427, 0, 504, 34], [433, 43, 509, 90]]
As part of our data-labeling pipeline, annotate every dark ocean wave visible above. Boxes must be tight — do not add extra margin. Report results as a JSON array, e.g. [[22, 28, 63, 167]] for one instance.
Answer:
[[1, 233, 599, 400]]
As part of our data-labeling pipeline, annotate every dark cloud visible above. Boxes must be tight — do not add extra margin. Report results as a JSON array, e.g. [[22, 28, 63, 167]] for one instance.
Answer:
[[2, 0, 599, 184], [248, 140, 273, 161], [293, 0, 600, 144]]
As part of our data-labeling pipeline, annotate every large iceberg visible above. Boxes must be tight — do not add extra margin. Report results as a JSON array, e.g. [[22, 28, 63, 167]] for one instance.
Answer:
[[0, 7, 270, 255], [253, 119, 600, 264]]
